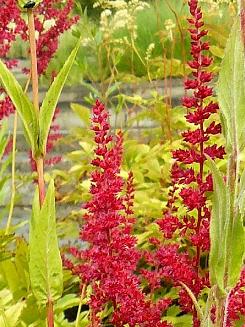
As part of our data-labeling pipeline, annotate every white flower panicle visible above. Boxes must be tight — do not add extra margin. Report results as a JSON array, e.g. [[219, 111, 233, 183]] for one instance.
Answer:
[[95, 0, 150, 40]]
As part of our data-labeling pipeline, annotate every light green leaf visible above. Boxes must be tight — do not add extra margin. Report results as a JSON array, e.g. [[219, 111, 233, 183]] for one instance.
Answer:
[[39, 38, 81, 155], [217, 17, 245, 152], [207, 157, 229, 292], [0, 301, 25, 327], [71, 103, 90, 126], [29, 180, 63, 305], [238, 169, 245, 215], [0, 60, 38, 153], [226, 210, 244, 288], [0, 121, 8, 160], [208, 157, 245, 290]]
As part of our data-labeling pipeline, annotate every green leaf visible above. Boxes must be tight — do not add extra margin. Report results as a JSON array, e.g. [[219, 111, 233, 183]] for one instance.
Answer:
[[29, 180, 63, 305], [39, 38, 81, 155], [208, 158, 245, 290], [207, 157, 229, 292], [238, 168, 245, 215], [0, 60, 39, 153], [217, 17, 245, 152], [226, 210, 244, 288], [0, 301, 25, 327], [71, 103, 90, 126], [0, 121, 8, 160]]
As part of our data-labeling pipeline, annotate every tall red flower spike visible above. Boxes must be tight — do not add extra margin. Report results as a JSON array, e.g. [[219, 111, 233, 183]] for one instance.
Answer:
[[64, 100, 172, 327], [143, 1, 226, 326]]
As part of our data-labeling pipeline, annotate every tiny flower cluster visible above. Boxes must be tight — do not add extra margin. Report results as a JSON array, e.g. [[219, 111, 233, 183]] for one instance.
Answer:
[[64, 100, 172, 327]]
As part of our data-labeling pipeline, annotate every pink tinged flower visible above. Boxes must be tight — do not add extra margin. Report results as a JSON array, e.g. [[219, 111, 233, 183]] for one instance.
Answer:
[[205, 122, 221, 135], [204, 145, 225, 160], [172, 149, 203, 164], [180, 188, 206, 210], [157, 214, 182, 239], [171, 163, 196, 184], [182, 129, 209, 144]]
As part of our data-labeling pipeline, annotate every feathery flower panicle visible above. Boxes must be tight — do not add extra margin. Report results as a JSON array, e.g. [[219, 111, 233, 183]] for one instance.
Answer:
[[64, 100, 172, 327], [144, 1, 225, 326], [34, 0, 79, 75], [0, 1, 27, 120]]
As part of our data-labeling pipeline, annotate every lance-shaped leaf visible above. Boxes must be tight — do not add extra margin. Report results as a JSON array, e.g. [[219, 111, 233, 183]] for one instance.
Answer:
[[208, 158, 245, 291], [207, 157, 229, 292], [0, 121, 9, 160], [226, 210, 244, 288], [39, 38, 81, 156], [0, 60, 39, 154], [217, 17, 245, 152], [29, 180, 63, 305]]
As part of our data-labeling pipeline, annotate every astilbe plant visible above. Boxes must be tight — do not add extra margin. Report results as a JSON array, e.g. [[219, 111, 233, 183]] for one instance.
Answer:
[[142, 0, 227, 326], [64, 100, 172, 327]]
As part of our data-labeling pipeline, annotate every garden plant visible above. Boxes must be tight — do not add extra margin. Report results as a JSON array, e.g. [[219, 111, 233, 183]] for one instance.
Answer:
[[0, 0, 244, 326]]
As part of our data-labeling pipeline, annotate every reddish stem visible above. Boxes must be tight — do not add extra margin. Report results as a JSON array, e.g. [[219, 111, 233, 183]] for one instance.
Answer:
[[28, 7, 52, 327], [27, 9, 39, 115], [47, 298, 54, 327], [36, 158, 45, 205]]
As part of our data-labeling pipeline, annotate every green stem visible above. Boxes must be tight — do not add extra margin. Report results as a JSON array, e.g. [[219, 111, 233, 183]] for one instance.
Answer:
[[165, 0, 187, 84], [215, 289, 226, 327], [75, 284, 87, 327], [5, 77, 31, 235], [179, 281, 204, 321]]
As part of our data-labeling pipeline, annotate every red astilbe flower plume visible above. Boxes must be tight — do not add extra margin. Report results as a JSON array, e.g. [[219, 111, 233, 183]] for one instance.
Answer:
[[34, 0, 79, 75], [143, 1, 225, 326], [64, 100, 172, 327], [0, 1, 27, 120]]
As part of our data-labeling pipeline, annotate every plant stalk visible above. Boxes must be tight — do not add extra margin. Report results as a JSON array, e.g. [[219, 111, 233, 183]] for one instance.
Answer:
[[36, 157, 45, 205], [27, 9, 39, 114], [27, 9, 46, 207], [47, 298, 54, 327], [215, 289, 226, 327], [75, 284, 87, 327], [27, 7, 52, 326]]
